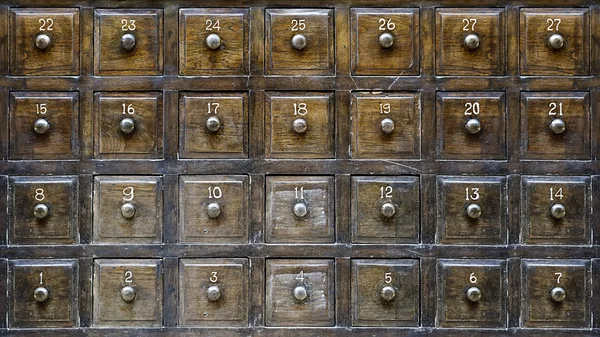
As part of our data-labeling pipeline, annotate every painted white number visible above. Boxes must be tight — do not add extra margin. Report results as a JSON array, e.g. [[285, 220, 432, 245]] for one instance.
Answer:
[[469, 272, 477, 284], [465, 187, 480, 201], [210, 271, 218, 283], [380, 186, 393, 199], [379, 103, 391, 114], [384, 272, 392, 284], [39, 18, 54, 31], [548, 102, 563, 116], [207, 102, 220, 114], [296, 270, 305, 281], [205, 19, 221, 31], [121, 19, 136, 31], [547, 18, 561, 31], [464, 102, 480, 115], [462, 18, 477, 31], [294, 102, 308, 116], [549, 187, 563, 201], [291, 19, 306, 31], [35, 188, 45, 201], [39, 271, 44, 284], [36, 103, 47, 115], [208, 186, 222, 199], [123, 187, 134, 201], [378, 18, 396, 31], [555, 272, 563, 284], [122, 103, 135, 115], [124, 271, 133, 284], [295, 186, 304, 199]]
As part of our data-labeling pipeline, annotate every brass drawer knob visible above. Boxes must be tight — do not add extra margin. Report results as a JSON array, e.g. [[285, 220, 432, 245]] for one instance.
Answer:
[[121, 202, 136, 219], [465, 118, 481, 134], [380, 285, 396, 302], [293, 202, 308, 218], [33, 286, 49, 302], [466, 203, 482, 219], [549, 118, 566, 134], [205, 33, 222, 50], [292, 118, 308, 134], [464, 34, 480, 50], [466, 286, 482, 302], [206, 116, 221, 133], [380, 202, 396, 219], [293, 285, 308, 301], [551, 286, 566, 302], [206, 202, 221, 219], [291, 34, 307, 51], [35, 34, 51, 50], [548, 34, 564, 50], [206, 285, 221, 301], [120, 118, 135, 135], [120, 33, 136, 51], [378, 32, 394, 49], [120, 285, 136, 302], [380, 118, 395, 134], [551, 203, 566, 219], [34, 118, 51, 134], [33, 203, 49, 219]]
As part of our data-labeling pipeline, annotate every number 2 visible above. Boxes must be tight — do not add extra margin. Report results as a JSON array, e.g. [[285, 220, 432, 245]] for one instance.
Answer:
[[124, 271, 133, 284], [39, 18, 54, 31], [462, 18, 477, 31]]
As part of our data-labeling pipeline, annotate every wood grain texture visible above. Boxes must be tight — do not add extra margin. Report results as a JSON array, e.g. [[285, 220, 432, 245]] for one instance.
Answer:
[[436, 8, 505, 76], [521, 176, 590, 245], [94, 9, 163, 76], [9, 259, 78, 328], [436, 92, 506, 160], [9, 176, 78, 244], [179, 258, 248, 326], [9, 92, 79, 160], [179, 8, 248, 75], [10, 8, 80, 75], [351, 8, 419, 76], [93, 259, 162, 327], [521, 259, 591, 328]]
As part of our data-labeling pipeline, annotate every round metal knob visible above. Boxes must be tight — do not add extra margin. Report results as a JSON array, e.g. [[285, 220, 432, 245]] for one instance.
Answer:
[[34, 118, 51, 134], [121, 202, 136, 219], [205, 33, 222, 50], [465, 118, 481, 134], [33, 203, 49, 219], [291, 34, 307, 51], [380, 118, 395, 134], [292, 118, 308, 134], [293, 285, 308, 301], [378, 32, 394, 49], [380, 202, 396, 219], [466, 286, 482, 302], [35, 34, 51, 50], [549, 118, 566, 134], [380, 285, 396, 302], [206, 202, 221, 219], [548, 34, 564, 50], [551, 203, 566, 219], [466, 204, 482, 219], [120, 118, 135, 135], [206, 285, 221, 301], [33, 286, 49, 302], [464, 34, 480, 50], [120, 285, 136, 302], [293, 202, 308, 218], [206, 116, 221, 133], [551, 286, 566, 302], [120, 33, 136, 50]]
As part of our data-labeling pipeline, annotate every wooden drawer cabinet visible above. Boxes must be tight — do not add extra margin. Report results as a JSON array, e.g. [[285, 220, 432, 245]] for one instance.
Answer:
[[2, 1, 600, 336]]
